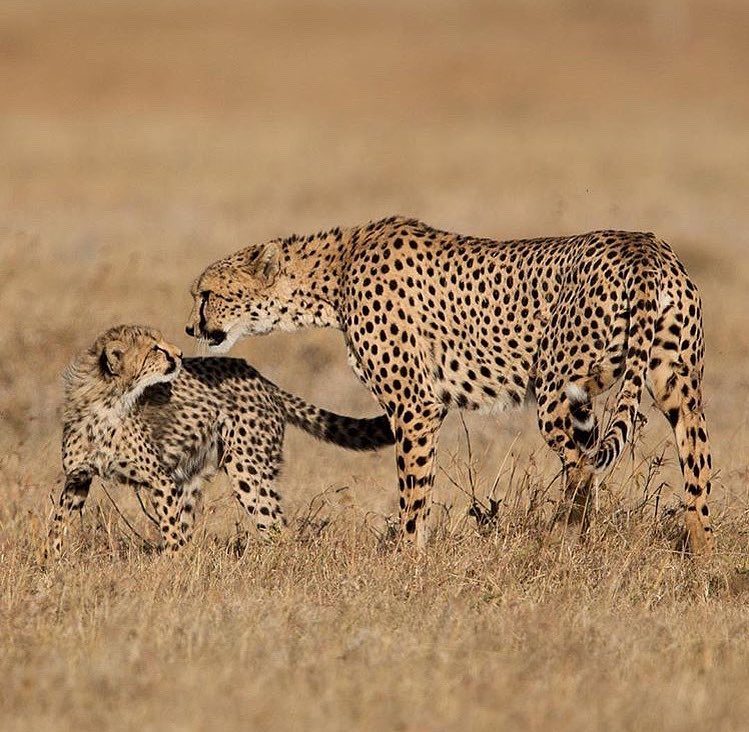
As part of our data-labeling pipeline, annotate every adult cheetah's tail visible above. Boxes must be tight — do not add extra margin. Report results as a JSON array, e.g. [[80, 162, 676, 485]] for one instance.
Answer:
[[279, 390, 395, 451], [585, 257, 661, 473]]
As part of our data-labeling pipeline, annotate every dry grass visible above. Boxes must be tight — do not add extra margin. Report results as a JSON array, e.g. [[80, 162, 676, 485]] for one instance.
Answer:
[[2, 1, 749, 729]]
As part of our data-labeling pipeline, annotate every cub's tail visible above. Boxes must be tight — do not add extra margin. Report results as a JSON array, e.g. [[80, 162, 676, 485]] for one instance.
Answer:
[[279, 389, 394, 451]]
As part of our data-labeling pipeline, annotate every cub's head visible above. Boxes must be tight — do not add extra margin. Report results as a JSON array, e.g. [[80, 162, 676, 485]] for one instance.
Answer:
[[185, 240, 286, 353], [65, 325, 183, 410]]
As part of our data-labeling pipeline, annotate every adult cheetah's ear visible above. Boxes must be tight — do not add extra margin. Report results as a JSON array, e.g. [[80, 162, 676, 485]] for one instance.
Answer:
[[244, 242, 281, 285], [100, 341, 125, 377]]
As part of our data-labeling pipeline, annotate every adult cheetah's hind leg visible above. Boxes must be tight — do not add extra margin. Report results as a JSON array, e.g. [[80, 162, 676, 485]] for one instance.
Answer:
[[649, 305, 713, 554], [535, 378, 599, 533]]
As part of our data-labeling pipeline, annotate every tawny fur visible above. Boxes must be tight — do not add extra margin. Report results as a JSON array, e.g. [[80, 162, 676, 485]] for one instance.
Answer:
[[185, 216, 713, 553], [50, 324, 394, 556]]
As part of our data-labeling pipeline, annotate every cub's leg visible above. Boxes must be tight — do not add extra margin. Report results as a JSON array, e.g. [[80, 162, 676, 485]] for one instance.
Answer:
[[149, 476, 187, 553], [224, 465, 285, 533], [48, 471, 92, 558], [177, 476, 204, 544], [221, 419, 285, 534]]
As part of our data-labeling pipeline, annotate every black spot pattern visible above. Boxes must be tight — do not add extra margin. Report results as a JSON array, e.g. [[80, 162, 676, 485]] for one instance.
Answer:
[[54, 327, 394, 556], [186, 217, 714, 553]]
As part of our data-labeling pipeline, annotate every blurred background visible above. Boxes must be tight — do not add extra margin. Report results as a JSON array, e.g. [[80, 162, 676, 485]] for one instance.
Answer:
[[1, 0, 748, 523]]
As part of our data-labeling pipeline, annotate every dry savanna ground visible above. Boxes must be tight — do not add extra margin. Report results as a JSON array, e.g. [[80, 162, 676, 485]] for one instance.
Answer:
[[2, 1, 749, 729]]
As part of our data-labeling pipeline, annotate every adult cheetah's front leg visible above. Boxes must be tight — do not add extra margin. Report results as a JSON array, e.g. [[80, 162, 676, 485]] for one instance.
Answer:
[[390, 404, 444, 549]]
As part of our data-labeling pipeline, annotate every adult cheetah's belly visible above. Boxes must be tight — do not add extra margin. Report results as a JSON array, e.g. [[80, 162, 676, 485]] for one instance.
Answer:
[[433, 371, 532, 414]]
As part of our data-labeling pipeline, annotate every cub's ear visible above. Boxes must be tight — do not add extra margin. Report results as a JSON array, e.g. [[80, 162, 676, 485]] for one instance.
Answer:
[[242, 241, 281, 284], [100, 341, 125, 377]]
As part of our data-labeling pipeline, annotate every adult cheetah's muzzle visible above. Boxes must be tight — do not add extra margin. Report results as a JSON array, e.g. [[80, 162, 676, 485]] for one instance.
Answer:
[[185, 325, 227, 347], [206, 329, 227, 347]]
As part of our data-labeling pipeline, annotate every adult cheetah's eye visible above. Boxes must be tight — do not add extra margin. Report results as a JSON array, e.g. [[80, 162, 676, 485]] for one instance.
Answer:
[[203, 290, 228, 302]]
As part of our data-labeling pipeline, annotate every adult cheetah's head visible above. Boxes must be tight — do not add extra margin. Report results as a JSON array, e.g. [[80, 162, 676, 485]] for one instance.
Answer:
[[185, 240, 286, 353], [65, 325, 183, 411]]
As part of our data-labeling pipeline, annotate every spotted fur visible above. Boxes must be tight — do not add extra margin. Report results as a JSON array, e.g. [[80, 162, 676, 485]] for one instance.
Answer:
[[50, 324, 394, 556], [186, 216, 713, 553]]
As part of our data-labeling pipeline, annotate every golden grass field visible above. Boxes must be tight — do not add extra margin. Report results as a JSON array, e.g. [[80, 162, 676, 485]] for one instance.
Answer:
[[2, 1, 749, 729]]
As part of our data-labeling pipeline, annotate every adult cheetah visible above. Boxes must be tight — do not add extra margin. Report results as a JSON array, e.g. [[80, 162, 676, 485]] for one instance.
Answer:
[[186, 217, 713, 552], [51, 324, 393, 556]]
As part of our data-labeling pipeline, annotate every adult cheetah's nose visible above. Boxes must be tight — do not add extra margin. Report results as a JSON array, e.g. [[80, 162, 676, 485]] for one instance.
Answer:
[[185, 325, 195, 337]]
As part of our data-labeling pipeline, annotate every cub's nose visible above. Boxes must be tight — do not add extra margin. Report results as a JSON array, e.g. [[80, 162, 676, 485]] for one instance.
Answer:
[[185, 325, 195, 337]]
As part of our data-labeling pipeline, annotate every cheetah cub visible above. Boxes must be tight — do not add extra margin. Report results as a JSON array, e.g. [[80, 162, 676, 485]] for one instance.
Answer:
[[50, 324, 393, 556]]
